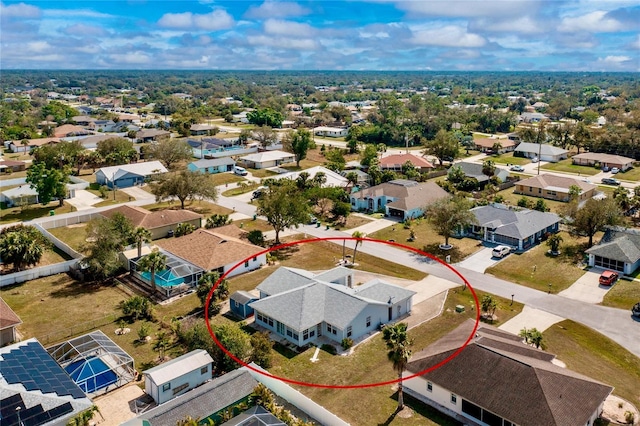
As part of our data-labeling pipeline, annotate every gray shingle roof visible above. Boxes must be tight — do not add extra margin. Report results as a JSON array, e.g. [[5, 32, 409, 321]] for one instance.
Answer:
[[255, 267, 315, 296], [471, 204, 560, 240], [407, 320, 613, 426], [221, 405, 286, 426], [352, 279, 417, 304], [586, 228, 640, 264], [143, 349, 213, 385], [134, 369, 258, 426], [514, 142, 568, 156], [231, 291, 258, 305]]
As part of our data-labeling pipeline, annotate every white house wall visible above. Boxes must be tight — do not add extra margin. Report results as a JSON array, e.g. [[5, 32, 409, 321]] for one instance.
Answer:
[[403, 376, 464, 421], [223, 253, 267, 278], [146, 364, 212, 405]]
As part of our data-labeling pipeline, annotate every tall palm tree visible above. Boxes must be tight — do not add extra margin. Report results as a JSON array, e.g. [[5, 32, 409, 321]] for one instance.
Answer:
[[138, 248, 167, 293], [382, 322, 413, 411], [351, 231, 365, 265], [132, 227, 152, 258]]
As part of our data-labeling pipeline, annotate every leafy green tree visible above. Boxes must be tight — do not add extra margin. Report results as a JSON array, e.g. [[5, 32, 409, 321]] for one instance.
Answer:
[[247, 108, 284, 128], [121, 296, 153, 321], [324, 148, 346, 172], [423, 129, 459, 166], [382, 322, 413, 411], [481, 295, 498, 321], [250, 331, 273, 368], [283, 128, 311, 167], [137, 322, 151, 342], [482, 159, 496, 176], [84, 214, 134, 281], [360, 144, 378, 167], [148, 138, 193, 170], [238, 128, 252, 144], [26, 162, 69, 206], [533, 198, 548, 212], [251, 126, 278, 147], [257, 183, 311, 244], [426, 196, 477, 247], [568, 197, 624, 247], [175, 222, 196, 237], [32, 140, 85, 170], [150, 170, 218, 209], [153, 331, 171, 361], [41, 100, 77, 123], [137, 248, 167, 293], [546, 233, 563, 254], [96, 137, 137, 166], [196, 271, 229, 317], [132, 227, 151, 258], [67, 405, 101, 426], [212, 323, 252, 372], [205, 214, 232, 229], [0, 225, 50, 271], [519, 327, 544, 349], [247, 230, 266, 247]]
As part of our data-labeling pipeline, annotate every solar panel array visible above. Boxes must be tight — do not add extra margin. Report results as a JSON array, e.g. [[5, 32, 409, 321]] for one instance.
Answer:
[[0, 393, 73, 426], [1, 341, 86, 399]]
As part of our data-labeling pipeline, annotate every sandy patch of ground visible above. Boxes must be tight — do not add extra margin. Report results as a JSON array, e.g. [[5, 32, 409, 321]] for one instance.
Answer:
[[602, 395, 639, 425]]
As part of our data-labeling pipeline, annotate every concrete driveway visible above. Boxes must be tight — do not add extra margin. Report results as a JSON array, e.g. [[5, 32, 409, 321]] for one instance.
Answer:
[[456, 247, 502, 273], [499, 306, 565, 334], [120, 186, 154, 201], [66, 189, 103, 211], [558, 269, 610, 304]]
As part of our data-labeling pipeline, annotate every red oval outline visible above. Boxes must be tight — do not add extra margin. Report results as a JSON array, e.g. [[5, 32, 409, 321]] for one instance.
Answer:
[[205, 236, 480, 389]]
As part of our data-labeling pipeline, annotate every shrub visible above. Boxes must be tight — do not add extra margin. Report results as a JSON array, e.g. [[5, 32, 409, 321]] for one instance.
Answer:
[[247, 230, 266, 247], [99, 185, 109, 198], [321, 344, 337, 355], [121, 296, 153, 321], [175, 222, 196, 237], [625, 411, 634, 424], [341, 338, 354, 350]]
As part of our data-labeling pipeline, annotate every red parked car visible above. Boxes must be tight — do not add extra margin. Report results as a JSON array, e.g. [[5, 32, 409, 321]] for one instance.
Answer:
[[599, 270, 619, 286]]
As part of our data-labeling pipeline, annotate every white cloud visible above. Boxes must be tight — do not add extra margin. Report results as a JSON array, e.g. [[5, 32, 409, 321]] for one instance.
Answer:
[[62, 23, 108, 37], [43, 8, 114, 19], [108, 52, 153, 65], [410, 25, 486, 48], [0, 2, 40, 18], [244, 1, 311, 19], [559, 11, 625, 33], [264, 19, 316, 37], [394, 0, 540, 18], [631, 35, 640, 49], [246, 34, 319, 50], [158, 9, 234, 31], [470, 16, 545, 34], [598, 55, 631, 63]]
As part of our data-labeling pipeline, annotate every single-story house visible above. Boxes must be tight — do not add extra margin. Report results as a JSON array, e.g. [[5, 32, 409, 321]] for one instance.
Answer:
[[188, 158, 236, 174], [251, 266, 416, 347], [100, 205, 202, 240], [313, 126, 348, 138], [379, 154, 434, 173], [95, 160, 168, 188], [71, 115, 96, 127], [515, 173, 596, 202], [404, 320, 613, 426], [187, 138, 251, 159], [514, 142, 568, 162], [157, 225, 266, 278], [221, 406, 285, 426], [572, 153, 634, 171], [0, 298, 22, 347], [473, 138, 517, 154], [229, 291, 259, 319], [518, 112, 548, 123], [454, 162, 509, 187], [586, 227, 640, 275], [70, 134, 114, 150], [190, 124, 218, 136], [0, 160, 26, 173], [270, 166, 348, 187], [466, 204, 561, 250], [143, 349, 213, 405], [341, 169, 371, 186], [237, 150, 295, 169], [53, 124, 91, 138], [136, 129, 171, 143], [8, 137, 60, 153], [350, 179, 449, 220]]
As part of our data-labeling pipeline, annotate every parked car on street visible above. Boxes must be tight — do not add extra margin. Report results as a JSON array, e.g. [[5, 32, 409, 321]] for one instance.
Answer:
[[510, 165, 525, 172], [611, 167, 620, 174], [601, 177, 620, 185], [492, 245, 511, 258], [599, 270, 619, 286]]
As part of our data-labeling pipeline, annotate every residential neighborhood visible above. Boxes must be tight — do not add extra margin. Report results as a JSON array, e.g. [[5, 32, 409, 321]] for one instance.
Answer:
[[1, 68, 639, 426]]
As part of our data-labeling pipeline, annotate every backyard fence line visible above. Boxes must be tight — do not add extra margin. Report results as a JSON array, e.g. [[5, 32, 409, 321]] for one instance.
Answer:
[[0, 259, 78, 287], [37, 211, 103, 230], [34, 223, 83, 259], [38, 312, 120, 346]]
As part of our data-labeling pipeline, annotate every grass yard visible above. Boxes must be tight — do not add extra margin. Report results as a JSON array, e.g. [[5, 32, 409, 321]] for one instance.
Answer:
[[48, 224, 90, 254], [541, 159, 599, 176], [368, 219, 485, 264], [600, 279, 640, 310], [333, 214, 372, 230], [233, 218, 273, 233], [496, 187, 568, 214], [39, 246, 72, 265], [145, 199, 233, 216], [0, 170, 28, 180], [247, 169, 278, 178], [0, 201, 75, 224], [209, 173, 245, 186], [221, 181, 260, 197], [544, 320, 640, 405], [87, 188, 134, 207], [616, 167, 640, 182], [485, 231, 590, 294], [490, 152, 530, 166]]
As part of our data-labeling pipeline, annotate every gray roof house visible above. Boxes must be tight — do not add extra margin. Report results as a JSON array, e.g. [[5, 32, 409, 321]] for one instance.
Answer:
[[251, 267, 416, 347], [467, 204, 561, 251], [514, 142, 568, 162], [455, 162, 510, 186], [188, 157, 236, 174], [95, 161, 167, 188], [586, 227, 640, 275], [404, 320, 613, 426]]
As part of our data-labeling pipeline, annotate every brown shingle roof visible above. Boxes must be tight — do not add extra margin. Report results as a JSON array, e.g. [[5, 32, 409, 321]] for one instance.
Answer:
[[0, 298, 22, 330], [353, 180, 449, 212], [157, 228, 263, 271], [379, 154, 434, 169], [53, 124, 90, 137], [474, 138, 517, 148], [100, 205, 202, 229], [518, 173, 595, 193], [407, 320, 613, 426]]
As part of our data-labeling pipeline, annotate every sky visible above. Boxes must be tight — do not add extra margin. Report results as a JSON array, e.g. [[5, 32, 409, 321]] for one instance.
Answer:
[[1, 0, 638, 71]]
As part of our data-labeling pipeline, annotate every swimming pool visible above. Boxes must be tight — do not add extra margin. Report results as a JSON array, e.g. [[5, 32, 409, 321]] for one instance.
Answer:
[[65, 356, 118, 394], [141, 269, 184, 287]]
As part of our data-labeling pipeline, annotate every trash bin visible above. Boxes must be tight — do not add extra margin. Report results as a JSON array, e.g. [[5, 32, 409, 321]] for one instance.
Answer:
[[49, 210, 55, 216], [253, 214, 257, 220]]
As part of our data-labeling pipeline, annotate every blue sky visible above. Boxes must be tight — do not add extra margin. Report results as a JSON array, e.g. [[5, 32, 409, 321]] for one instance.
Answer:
[[1, 0, 638, 71]]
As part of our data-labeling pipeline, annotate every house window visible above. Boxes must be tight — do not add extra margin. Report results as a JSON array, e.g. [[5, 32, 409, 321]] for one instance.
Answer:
[[253, 256, 257, 262], [234, 300, 239, 308], [277, 322, 285, 335], [303, 329, 309, 340], [538, 188, 542, 194], [450, 393, 457, 404], [327, 323, 337, 335], [293, 333, 299, 340], [162, 383, 170, 392], [366, 316, 371, 327], [427, 382, 433, 392], [244, 260, 249, 268], [310, 330, 315, 337], [257, 313, 264, 323], [346, 326, 352, 337]]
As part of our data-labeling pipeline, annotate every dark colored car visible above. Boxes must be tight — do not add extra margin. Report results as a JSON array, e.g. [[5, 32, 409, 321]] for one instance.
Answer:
[[601, 177, 620, 185], [632, 302, 640, 318], [599, 270, 619, 286]]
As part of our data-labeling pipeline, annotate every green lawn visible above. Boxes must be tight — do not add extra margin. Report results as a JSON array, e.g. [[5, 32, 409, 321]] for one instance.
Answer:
[[48, 224, 90, 254], [247, 169, 278, 179], [541, 159, 599, 176], [221, 181, 260, 196], [485, 232, 589, 294], [0, 170, 28, 180], [544, 320, 640, 404], [600, 279, 640, 310], [496, 187, 569, 214], [144, 199, 233, 216], [0, 201, 75, 224], [87, 188, 134, 207], [368, 219, 485, 264], [209, 173, 245, 186], [490, 152, 530, 166], [233, 218, 273, 233], [615, 167, 640, 182]]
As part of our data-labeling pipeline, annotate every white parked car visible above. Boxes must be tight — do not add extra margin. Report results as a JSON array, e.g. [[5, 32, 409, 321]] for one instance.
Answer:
[[611, 167, 620, 174], [531, 157, 539, 163], [492, 245, 511, 258]]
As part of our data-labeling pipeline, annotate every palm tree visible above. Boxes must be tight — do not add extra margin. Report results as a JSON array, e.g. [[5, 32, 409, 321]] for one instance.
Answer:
[[351, 231, 365, 265], [137, 248, 167, 293], [21, 139, 29, 154], [382, 322, 413, 411], [132, 227, 152, 258], [153, 331, 170, 361]]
